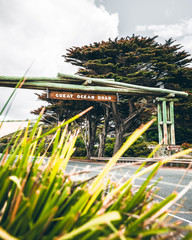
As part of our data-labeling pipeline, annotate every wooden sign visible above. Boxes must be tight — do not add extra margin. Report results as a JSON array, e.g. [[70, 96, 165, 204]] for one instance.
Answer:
[[49, 91, 117, 102], [166, 145, 181, 151]]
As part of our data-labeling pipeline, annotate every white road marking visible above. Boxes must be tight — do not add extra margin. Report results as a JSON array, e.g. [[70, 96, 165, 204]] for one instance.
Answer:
[[168, 213, 192, 224], [66, 162, 192, 224], [67, 164, 192, 189]]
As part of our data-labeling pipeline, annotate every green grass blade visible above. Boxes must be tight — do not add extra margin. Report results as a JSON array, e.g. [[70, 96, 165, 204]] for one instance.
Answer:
[[56, 211, 121, 240], [0, 227, 19, 240], [127, 192, 177, 232], [31, 106, 93, 143], [89, 119, 156, 194], [0, 77, 25, 116]]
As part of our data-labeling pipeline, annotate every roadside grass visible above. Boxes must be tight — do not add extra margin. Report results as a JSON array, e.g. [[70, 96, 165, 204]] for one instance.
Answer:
[[0, 111, 192, 239], [0, 76, 192, 239]]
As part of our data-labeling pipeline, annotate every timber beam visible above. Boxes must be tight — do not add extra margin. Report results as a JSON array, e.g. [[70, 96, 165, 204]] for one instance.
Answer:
[[0, 75, 188, 98]]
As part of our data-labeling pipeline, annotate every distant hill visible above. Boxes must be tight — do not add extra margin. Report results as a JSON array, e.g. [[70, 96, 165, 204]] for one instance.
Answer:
[[0, 121, 29, 138]]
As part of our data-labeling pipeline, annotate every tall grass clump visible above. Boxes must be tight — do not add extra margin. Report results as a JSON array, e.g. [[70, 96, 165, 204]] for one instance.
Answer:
[[0, 109, 192, 239]]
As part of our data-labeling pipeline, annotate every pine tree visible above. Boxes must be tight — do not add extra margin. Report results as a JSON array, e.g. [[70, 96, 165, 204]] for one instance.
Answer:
[[64, 36, 192, 152]]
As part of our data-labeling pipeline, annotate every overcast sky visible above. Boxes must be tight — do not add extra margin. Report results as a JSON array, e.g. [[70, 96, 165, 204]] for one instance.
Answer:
[[0, 0, 192, 120]]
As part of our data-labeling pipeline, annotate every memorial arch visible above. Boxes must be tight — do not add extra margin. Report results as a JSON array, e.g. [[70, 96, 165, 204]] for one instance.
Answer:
[[0, 73, 188, 147]]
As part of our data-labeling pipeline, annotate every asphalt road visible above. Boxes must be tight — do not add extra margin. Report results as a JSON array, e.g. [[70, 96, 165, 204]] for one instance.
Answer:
[[66, 160, 192, 225]]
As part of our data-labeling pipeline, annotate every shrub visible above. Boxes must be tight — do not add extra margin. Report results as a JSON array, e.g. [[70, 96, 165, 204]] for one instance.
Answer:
[[75, 136, 85, 148], [181, 142, 192, 150], [105, 138, 115, 156], [0, 136, 13, 153], [73, 147, 86, 157], [105, 137, 151, 157], [0, 137, 8, 144]]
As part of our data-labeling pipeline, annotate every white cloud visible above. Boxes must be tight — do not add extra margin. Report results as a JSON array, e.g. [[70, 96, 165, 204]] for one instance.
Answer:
[[0, 0, 119, 77], [136, 18, 192, 54], [180, 35, 192, 54], [0, 0, 119, 120], [0, 87, 45, 121], [147, 24, 184, 38], [164, 8, 173, 18]]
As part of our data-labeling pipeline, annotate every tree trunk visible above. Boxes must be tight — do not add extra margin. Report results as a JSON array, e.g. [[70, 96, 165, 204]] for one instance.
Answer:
[[113, 125, 124, 155], [110, 102, 125, 155], [110, 98, 146, 155], [98, 133, 105, 157], [86, 114, 97, 160], [98, 107, 110, 157]]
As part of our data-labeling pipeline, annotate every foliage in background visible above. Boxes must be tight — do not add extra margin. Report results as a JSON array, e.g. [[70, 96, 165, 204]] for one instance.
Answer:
[[174, 94, 192, 145], [105, 137, 151, 157], [0, 134, 151, 158], [73, 136, 86, 157], [0, 112, 192, 239], [181, 142, 192, 150], [63, 35, 192, 151], [30, 36, 192, 158], [31, 93, 106, 159]]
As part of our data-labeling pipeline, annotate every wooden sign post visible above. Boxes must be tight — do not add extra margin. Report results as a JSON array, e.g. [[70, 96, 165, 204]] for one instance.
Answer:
[[48, 91, 117, 102]]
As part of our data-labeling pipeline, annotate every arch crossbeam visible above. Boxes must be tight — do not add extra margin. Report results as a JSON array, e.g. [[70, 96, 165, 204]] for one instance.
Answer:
[[0, 73, 188, 97], [0, 73, 188, 147]]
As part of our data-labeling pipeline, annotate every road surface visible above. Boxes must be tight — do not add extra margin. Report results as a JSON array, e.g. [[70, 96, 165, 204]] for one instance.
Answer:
[[66, 160, 192, 225]]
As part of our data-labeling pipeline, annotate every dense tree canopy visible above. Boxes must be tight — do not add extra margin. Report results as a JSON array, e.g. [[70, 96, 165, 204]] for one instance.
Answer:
[[32, 35, 192, 158], [64, 36, 192, 87], [63, 36, 192, 152]]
